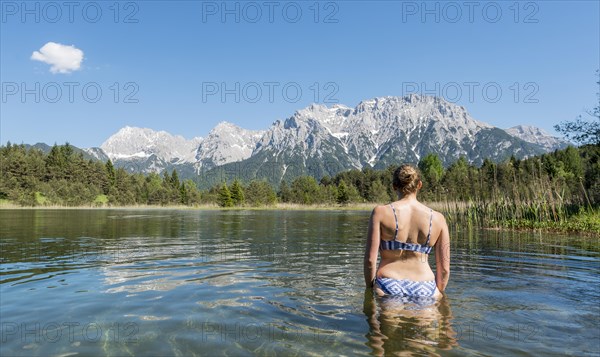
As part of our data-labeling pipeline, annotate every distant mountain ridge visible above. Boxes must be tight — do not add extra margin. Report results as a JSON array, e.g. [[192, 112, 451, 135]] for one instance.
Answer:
[[196, 95, 567, 186], [16, 95, 569, 186], [100, 126, 202, 163], [505, 125, 568, 151], [194, 122, 265, 171], [20, 143, 109, 162]]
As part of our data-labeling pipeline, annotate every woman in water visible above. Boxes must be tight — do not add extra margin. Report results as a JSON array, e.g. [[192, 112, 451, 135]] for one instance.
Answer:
[[364, 164, 450, 298]]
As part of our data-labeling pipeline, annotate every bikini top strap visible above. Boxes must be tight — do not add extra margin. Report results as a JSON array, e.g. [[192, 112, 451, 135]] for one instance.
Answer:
[[389, 204, 399, 240], [425, 208, 433, 245]]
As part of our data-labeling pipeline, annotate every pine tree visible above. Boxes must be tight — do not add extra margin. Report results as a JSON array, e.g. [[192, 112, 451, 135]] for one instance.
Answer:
[[146, 173, 167, 205], [182, 179, 202, 205], [180, 182, 188, 205], [217, 183, 234, 207], [105, 160, 116, 188], [278, 180, 291, 203], [418, 153, 444, 199], [337, 180, 349, 204], [170, 169, 180, 190], [290, 176, 321, 204], [443, 157, 470, 200], [45, 145, 65, 181], [245, 180, 277, 206], [62, 142, 74, 157], [346, 182, 363, 203], [320, 175, 332, 186], [368, 179, 390, 203], [230, 179, 245, 205]]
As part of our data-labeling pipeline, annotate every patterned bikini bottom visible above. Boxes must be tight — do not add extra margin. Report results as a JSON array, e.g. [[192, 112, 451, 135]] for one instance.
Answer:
[[375, 277, 438, 297]]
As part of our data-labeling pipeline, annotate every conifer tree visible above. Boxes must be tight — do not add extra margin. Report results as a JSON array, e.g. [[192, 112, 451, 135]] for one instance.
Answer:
[[368, 179, 390, 203], [105, 160, 116, 188], [337, 180, 349, 204], [218, 182, 234, 207], [278, 180, 291, 203], [180, 182, 188, 205], [230, 179, 245, 205], [245, 180, 277, 206], [170, 169, 180, 190]]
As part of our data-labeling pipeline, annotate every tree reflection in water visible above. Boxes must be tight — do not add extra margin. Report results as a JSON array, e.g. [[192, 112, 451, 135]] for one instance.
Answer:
[[363, 289, 457, 355]]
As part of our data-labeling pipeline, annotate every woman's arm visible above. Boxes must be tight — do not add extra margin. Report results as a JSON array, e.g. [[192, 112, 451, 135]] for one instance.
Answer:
[[435, 214, 451, 292], [364, 206, 382, 287]]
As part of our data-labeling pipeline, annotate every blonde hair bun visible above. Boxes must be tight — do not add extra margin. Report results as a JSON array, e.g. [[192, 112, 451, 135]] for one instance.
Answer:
[[393, 164, 422, 195]]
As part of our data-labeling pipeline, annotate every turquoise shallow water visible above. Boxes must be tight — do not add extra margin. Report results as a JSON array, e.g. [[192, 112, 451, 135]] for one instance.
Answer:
[[1, 209, 599, 356]]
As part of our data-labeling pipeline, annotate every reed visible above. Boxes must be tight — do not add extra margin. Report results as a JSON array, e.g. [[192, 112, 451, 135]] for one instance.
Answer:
[[429, 188, 599, 234]]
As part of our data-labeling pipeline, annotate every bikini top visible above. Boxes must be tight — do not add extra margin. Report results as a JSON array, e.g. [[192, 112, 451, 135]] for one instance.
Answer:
[[379, 204, 433, 254]]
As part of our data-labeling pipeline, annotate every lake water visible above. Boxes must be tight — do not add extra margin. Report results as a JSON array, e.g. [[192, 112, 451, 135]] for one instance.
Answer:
[[1, 209, 599, 356]]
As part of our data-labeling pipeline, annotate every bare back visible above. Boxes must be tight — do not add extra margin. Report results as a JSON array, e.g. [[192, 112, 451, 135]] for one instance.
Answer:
[[377, 200, 442, 281], [364, 196, 450, 293]]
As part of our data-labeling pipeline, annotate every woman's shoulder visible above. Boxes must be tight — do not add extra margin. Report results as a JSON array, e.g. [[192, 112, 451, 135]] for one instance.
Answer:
[[371, 204, 391, 215], [420, 204, 447, 223], [428, 208, 448, 227]]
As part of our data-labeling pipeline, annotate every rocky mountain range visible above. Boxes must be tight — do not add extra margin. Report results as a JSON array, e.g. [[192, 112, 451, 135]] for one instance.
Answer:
[[72, 95, 568, 186], [505, 125, 567, 151]]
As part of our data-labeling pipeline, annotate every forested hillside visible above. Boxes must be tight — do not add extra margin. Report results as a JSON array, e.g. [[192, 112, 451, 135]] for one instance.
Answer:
[[1, 142, 597, 210]]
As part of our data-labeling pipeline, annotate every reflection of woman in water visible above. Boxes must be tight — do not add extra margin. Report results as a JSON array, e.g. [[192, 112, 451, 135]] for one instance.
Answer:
[[363, 288, 457, 355], [364, 164, 450, 298]]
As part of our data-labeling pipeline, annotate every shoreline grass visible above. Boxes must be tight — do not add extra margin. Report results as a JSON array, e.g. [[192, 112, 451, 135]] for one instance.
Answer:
[[1, 199, 598, 234], [0, 200, 375, 211]]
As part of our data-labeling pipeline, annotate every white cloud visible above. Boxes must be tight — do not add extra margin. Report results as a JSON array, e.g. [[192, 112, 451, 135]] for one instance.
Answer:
[[31, 42, 84, 74]]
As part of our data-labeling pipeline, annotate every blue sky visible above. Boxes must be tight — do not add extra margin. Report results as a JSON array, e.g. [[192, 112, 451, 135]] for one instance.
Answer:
[[1, 0, 598, 148]]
